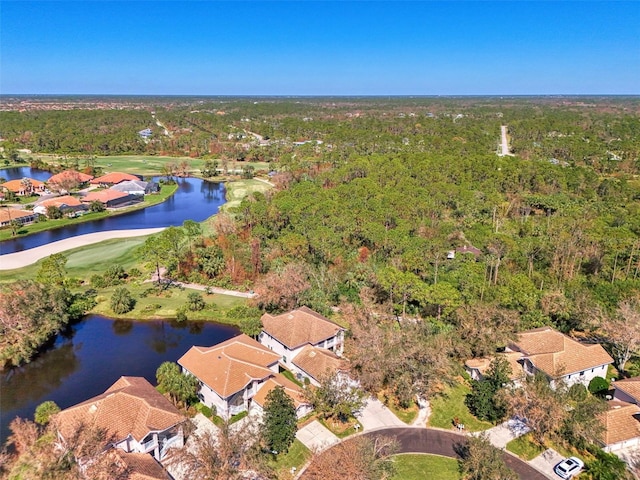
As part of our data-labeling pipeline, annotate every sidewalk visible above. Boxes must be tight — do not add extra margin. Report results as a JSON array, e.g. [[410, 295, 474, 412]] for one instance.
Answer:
[[356, 398, 405, 431]]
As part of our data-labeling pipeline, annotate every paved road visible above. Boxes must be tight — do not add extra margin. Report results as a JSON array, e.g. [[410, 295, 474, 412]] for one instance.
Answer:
[[301, 427, 549, 480]]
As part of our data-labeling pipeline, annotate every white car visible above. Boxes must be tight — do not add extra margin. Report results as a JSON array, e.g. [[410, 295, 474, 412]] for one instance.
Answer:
[[554, 457, 584, 479]]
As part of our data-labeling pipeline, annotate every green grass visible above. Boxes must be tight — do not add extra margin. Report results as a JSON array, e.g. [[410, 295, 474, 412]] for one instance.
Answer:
[[391, 454, 461, 480], [91, 283, 246, 321], [229, 410, 248, 424], [318, 417, 363, 438], [268, 439, 311, 479], [506, 433, 545, 460], [427, 382, 493, 432], [378, 393, 419, 424], [221, 179, 273, 212], [280, 369, 304, 387]]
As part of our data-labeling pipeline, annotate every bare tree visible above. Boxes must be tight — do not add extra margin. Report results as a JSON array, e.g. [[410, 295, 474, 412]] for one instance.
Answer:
[[599, 296, 640, 372]]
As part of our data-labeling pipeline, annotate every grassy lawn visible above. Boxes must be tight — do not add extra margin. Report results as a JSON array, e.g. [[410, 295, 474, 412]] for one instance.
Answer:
[[220, 178, 272, 212], [427, 382, 493, 432], [506, 433, 545, 460], [391, 454, 461, 480], [378, 393, 419, 424], [318, 417, 363, 438], [280, 369, 304, 387], [268, 439, 311, 479], [91, 283, 246, 321]]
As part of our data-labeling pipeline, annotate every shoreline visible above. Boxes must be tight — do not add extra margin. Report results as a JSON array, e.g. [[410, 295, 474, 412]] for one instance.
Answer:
[[0, 228, 165, 270]]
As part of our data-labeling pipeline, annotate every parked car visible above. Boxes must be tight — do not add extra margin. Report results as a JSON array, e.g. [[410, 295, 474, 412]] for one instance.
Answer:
[[554, 457, 584, 479]]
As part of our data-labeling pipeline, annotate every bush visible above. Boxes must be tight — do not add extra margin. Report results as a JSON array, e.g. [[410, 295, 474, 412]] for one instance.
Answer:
[[34, 401, 60, 425], [589, 377, 610, 395], [176, 309, 188, 322], [187, 292, 205, 311], [110, 287, 136, 314], [128, 268, 142, 279], [90, 274, 107, 288]]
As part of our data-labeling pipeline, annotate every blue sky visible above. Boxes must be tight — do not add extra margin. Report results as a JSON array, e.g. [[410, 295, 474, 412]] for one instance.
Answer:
[[1, 1, 638, 95]]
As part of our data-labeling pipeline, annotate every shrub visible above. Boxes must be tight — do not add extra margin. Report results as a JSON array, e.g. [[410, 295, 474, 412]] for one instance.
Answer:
[[176, 309, 188, 322], [588, 377, 610, 395], [34, 401, 60, 425], [128, 268, 142, 278], [110, 287, 136, 314], [90, 274, 107, 288], [187, 292, 205, 311]]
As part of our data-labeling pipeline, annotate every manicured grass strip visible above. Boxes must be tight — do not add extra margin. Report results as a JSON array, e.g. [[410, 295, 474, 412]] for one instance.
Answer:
[[391, 454, 461, 480], [506, 433, 545, 460], [268, 439, 311, 479], [427, 382, 493, 432], [318, 417, 363, 438], [281, 369, 304, 387]]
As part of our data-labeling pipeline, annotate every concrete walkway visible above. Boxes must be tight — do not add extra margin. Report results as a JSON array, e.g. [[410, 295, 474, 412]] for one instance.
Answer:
[[0, 228, 165, 270], [148, 267, 257, 298], [410, 399, 431, 428], [481, 418, 530, 449], [296, 420, 339, 452], [356, 398, 405, 431], [528, 448, 564, 479]]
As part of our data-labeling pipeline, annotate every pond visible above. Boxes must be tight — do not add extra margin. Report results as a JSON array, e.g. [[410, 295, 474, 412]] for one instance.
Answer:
[[0, 314, 240, 444], [0, 167, 226, 254]]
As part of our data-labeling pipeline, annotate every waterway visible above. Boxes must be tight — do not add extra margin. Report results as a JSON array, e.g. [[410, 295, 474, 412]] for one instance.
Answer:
[[0, 315, 239, 444], [0, 167, 226, 254]]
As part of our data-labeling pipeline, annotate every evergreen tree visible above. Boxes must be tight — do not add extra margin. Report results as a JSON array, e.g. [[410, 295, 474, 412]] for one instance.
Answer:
[[262, 386, 297, 454]]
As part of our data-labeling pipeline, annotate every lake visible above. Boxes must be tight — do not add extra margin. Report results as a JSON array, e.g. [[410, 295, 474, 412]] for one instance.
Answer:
[[0, 167, 226, 253], [0, 315, 239, 444]]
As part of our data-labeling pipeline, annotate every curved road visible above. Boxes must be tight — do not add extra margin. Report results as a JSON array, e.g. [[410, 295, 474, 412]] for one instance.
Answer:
[[302, 427, 549, 480]]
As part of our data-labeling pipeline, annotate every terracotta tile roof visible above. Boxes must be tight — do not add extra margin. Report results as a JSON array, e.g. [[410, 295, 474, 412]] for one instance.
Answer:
[[253, 373, 309, 410], [82, 189, 130, 203], [1, 178, 45, 192], [600, 400, 640, 446], [48, 170, 94, 184], [91, 172, 140, 185], [613, 377, 640, 403], [465, 352, 524, 381], [292, 345, 349, 382], [0, 209, 36, 223], [178, 334, 280, 399], [54, 376, 185, 444], [113, 451, 172, 480], [261, 306, 344, 349], [37, 195, 83, 208], [510, 327, 613, 378]]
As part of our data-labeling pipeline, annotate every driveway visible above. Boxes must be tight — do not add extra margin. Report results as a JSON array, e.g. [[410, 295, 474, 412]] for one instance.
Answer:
[[482, 418, 530, 449], [296, 420, 339, 452], [528, 448, 565, 480], [300, 427, 549, 480], [356, 398, 405, 431]]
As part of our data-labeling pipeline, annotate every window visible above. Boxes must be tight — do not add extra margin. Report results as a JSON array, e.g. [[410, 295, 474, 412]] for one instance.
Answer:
[[580, 371, 585, 376], [283, 356, 287, 363]]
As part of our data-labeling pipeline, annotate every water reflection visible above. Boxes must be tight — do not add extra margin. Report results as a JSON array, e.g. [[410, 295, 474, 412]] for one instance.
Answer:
[[0, 169, 227, 253], [0, 314, 239, 444]]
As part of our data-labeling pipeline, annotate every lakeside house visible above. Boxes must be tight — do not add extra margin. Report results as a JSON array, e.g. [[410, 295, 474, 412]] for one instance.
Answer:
[[0, 208, 39, 227], [53, 376, 187, 462], [251, 373, 312, 419], [111, 179, 159, 196], [82, 189, 138, 208], [1, 178, 46, 196], [179, 334, 281, 419], [90, 172, 141, 186], [292, 345, 350, 387], [259, 307, 345, 368], [47, 170, 94, 191], [33, 195, 87, 217]]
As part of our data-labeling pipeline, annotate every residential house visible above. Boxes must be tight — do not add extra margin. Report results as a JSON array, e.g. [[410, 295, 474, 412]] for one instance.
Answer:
[[613, 377, 640, 405], [259, 306, 345, 369], [47, 170, 94, 191], [34, 195, 87, 217], [251, 373, 312, 419], [54, 376, 186, 462], [1, 178, 46, 196], [599, 400, 640, 453], [90, 172, 141, 186], [82, 189, 138, 208], [107, 450, 172, 480], [292, 345, 350, 387], [507, 326, 613, 388], [111, 180, 157, 196], [139, 128, 153, 139], [178, 334, 281, 419], [464, 351, 525, 384], [0, 208, 39, 227]]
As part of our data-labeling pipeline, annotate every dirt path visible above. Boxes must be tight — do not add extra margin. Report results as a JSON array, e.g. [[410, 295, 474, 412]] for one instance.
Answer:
[[0, 228, 164, 270], [147, 267, 257, 298], [499, 125, 514, 156]]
